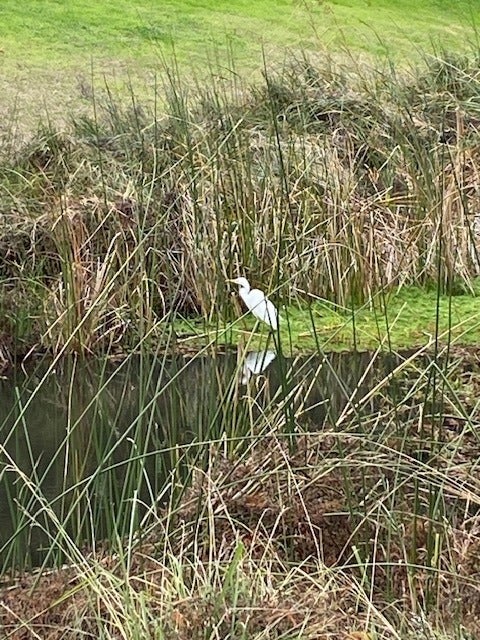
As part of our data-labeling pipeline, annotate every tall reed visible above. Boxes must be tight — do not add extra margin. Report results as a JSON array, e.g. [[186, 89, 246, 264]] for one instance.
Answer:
[[1, 48, 480, 639], [2, 50, 480, 353]]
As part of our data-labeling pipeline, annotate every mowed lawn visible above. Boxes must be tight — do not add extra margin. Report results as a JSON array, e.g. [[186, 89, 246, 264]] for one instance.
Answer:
[[1, 0, 480, 126], [1, 0, 480, 71]]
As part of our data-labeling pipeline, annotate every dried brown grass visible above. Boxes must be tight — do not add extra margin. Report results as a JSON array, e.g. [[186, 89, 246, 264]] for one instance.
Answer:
[[2, 53, 480, 354], [2, 426, 480, 639]]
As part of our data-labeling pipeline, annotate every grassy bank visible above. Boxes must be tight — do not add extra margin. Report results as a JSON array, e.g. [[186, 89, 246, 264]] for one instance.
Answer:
[[2, 49, 480, 360], [179, 284, 480, 353], [2, 0, 479, 70], [2, 0, 480, 128]]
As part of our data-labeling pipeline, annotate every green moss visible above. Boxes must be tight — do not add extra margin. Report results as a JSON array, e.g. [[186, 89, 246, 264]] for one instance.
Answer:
[[176, 285, 480, 353]]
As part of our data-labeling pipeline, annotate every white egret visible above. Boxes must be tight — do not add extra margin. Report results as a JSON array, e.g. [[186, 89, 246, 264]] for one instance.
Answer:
[[229, 277, 278, 331]]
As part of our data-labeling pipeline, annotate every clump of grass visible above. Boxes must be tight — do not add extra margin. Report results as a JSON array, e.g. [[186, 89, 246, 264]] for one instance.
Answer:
[[2, 49, 480, 356], [3, 409, 480, 638]]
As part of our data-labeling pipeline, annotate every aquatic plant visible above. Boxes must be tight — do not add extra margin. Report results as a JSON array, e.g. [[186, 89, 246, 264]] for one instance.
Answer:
[[1, 50, 480, 354]]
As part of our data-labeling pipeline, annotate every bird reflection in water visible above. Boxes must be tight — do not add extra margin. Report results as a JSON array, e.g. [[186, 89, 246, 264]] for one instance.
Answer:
[[240, 350, 276, 385]]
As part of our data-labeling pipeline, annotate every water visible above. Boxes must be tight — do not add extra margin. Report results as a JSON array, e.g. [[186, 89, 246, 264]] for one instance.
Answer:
[[0, 348, 423, 569]]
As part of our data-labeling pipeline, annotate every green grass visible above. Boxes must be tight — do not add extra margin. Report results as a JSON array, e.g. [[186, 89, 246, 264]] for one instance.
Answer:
[[178, 285, 480, 353], [1, 0, 480, 74], [3, 0, 480, 130]]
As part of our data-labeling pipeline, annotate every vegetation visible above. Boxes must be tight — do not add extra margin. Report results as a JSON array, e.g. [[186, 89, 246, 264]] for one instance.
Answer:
[[2, 0, 480, 126], [2, 342, 480, 638], [3, 3, 480, 636], [3, 48, 480, 358], [1, 0, 479, 70]]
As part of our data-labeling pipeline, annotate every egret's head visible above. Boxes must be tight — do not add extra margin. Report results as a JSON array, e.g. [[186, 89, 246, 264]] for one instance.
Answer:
[[229, 277, 250, 292]]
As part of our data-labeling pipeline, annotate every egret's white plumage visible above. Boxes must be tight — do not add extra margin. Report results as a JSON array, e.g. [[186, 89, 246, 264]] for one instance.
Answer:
[[229, 277, 278, 331]]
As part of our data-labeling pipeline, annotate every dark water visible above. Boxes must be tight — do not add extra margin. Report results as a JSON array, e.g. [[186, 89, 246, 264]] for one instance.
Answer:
[[0, 348, 420, 569]]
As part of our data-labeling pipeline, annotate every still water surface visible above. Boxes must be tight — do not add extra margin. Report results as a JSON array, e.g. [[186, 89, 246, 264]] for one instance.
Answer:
[[0, 349, 416, 568]]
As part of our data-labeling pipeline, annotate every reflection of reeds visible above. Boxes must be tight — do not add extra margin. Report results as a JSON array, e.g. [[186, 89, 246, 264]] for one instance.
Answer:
[[1, 334, 480, 634], [2, 52, 480, 351]]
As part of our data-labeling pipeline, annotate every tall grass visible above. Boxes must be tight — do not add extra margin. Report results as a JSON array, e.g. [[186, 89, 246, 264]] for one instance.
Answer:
[[1, 337, 480, 637], [1, 49, 480, 638], [2, 50, 480, 354]]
